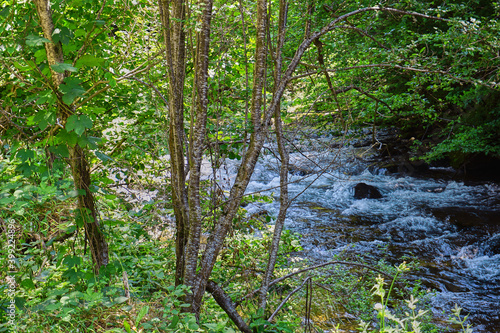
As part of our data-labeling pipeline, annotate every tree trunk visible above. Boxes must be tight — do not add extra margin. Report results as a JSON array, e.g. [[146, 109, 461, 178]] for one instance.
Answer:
[[259, 0, 290, 312], [34, 0, 108, 273], [158, 0, 190, 287]]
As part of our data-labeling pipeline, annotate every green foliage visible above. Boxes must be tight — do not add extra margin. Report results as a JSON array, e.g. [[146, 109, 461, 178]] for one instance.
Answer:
[[1, 0, 496, 331]]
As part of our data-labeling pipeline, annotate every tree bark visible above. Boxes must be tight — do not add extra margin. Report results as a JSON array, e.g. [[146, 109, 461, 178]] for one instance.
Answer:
[[191, 0, 270, 315], [34, 0, 108, 273], [186, 0, 214, 312], [206, 281, 252, 333], [158, 0, 190, 287], [259, 0, 290, 312]]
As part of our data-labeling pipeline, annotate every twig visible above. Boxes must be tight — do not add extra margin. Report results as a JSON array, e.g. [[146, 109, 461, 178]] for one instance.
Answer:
[[268, 276, 311, 322]]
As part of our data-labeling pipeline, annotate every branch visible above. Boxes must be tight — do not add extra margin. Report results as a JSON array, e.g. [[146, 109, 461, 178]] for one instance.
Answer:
[[292, 63, 499, 89], [206, 280, 253, 333], [267, 277, 310, 322], [239, 260, 393, 304], [269, 260, 393, 287], [127, 77, 168, 106]]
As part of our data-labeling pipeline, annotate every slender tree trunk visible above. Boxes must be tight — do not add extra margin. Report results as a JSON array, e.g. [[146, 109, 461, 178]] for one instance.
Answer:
[[184, 0, 214, 311], [191, 0, 270, 315], [158, 0, 190, 286], [34, 0, 108, 273], [259, 0, 289, 312]]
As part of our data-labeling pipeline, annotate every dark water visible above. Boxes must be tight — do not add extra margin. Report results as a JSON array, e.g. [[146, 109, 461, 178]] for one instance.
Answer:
[[238, 145, 500, 332]]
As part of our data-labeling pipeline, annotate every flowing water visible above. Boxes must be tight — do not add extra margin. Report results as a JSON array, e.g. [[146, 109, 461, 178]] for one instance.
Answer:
[[235, 140, 500, 332]]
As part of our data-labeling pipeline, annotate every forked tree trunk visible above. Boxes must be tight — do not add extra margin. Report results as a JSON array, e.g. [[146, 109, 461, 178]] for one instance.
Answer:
[[34, 0, 108, 273]]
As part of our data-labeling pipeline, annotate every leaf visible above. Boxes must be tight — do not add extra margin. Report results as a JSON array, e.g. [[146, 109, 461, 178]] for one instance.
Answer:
[[48, 144, 69, 158], [34, 48, 47, 63], [104, 72, 117, 87], [52, 27, 74, 45], [0, 6, 9, 18], [16, 149, 34, 162], [56, 129, 79, 146], [95, 151, 113, 162], [45, 303, 61, 311], [66, 114, 93, 136], [74, 29, 86, 37], [51, 62, 78, 73], [21, 279, 35, 290], [13, 61, 30, 71], [25, 34, 51, 47], [135, 306, 149, 327], [168, 316, 180, 329], [77, 135, 100, 149], [62, 255, 81, 269], [114, 296, 129, 304], [59, 77, 85, 104], [88, 107, 106, 115], [123, 320, 132, 333], [76, 55, 104, 68]]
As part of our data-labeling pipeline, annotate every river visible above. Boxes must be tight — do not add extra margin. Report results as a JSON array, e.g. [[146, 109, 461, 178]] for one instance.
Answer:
[[236, 135, 500, 332]]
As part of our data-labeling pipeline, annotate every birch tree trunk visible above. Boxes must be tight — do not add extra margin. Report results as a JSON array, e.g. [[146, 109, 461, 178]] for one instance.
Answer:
[[34, 0, 109, 273]]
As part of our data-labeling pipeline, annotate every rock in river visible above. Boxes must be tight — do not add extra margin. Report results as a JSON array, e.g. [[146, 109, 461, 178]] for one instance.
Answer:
[[353, 182, 383, 199]]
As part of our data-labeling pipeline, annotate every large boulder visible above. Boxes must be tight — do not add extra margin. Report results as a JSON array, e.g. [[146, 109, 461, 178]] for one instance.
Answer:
[[353, 182, 383, 199]]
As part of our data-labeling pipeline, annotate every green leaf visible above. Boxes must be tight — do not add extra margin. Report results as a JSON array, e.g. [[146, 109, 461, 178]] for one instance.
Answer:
[[104, 72, 116, 87], [21, 279, 35, 290], [16, 149, 34, 162], [123, 320, 132, 333], [76, 55, 104, 68], [0, 6, 9, 18], [59, 77, 85, 104], [95, 151, 113, 162], [52, 27, 74, 45], [86, 136, 101, 149], [74, 29, 86, 37], [135, 306, 149, 327], [88, 107, 106, 115], [56, 129, 79, 146], [51, 62, 78, 73], [25, 34, 51, 47], [48, 144, 70, 158], [187, 320, 199, 330], [13, 61, 30, 72], [168, 316, 180, 329], [62, 255, 81, 269], [34, 48, 47, 63], [66, 114, 93, 136], [45, 303, 61, 311], [114, 296, 129, 304]]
